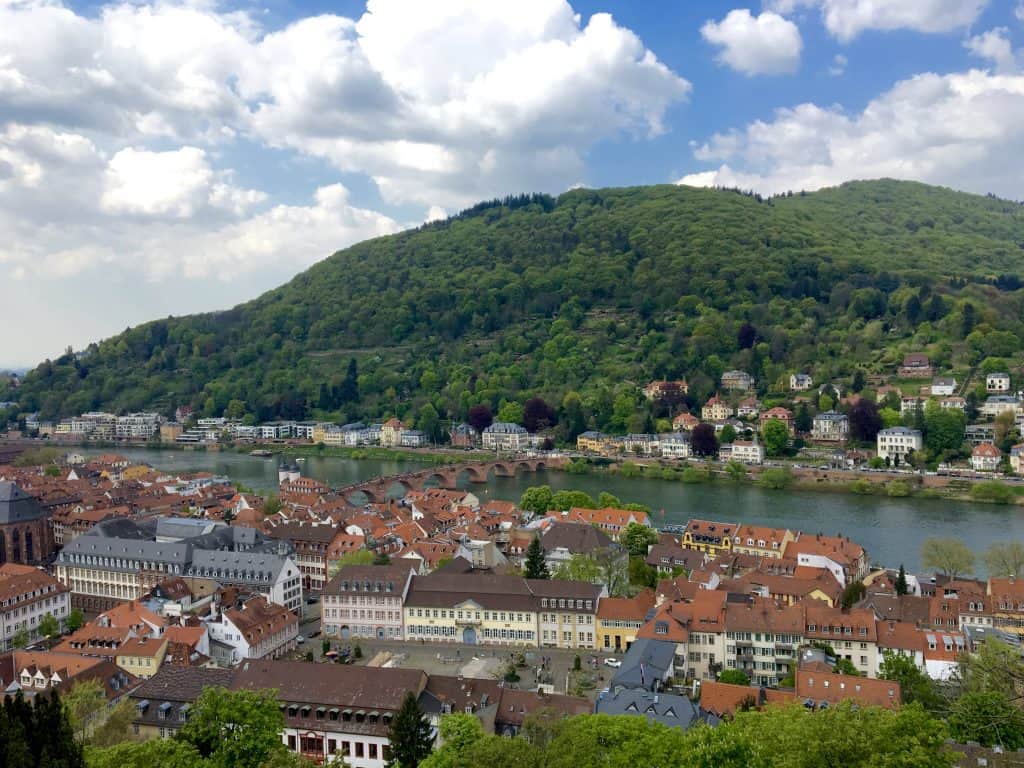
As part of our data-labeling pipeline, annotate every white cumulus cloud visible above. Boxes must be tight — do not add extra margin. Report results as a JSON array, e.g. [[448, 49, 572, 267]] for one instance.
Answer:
[[679, 69, 1024, 198], [701, 9, 802, 76], [766, 0, 988, 42], [965, 27, 1019, 74]]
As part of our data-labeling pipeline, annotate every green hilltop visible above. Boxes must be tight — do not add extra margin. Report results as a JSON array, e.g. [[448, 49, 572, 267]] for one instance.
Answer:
[[8, 179, 1024, 433]]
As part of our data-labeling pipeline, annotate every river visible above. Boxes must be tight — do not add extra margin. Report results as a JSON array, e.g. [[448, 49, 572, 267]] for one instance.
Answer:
[[82, 447, 1023, 573]]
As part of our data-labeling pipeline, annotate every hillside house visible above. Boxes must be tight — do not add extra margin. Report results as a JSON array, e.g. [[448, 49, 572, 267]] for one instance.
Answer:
[[987, 373, 1011, 393], [899, 354, 933, 378], [971, 443, 1001, 472], [811, 411, 848, 442], [721, 371, 754, 391], [790, 373, 813, 391]]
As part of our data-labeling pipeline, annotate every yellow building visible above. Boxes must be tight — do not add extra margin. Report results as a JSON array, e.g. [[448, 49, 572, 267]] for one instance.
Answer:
[[312, 424, 345, 446], [115, 637, 168, 679], [576, 431, 608, 453], [596, 590, 655, 653], [730, 524, 795, 560], [402, 574, 602, 649], [682, 519, 737, 556]]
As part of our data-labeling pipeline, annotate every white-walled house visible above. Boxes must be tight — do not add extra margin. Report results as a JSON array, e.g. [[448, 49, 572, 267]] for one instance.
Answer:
[[876, 427, 922, 464], [205, 596, 298, 666]]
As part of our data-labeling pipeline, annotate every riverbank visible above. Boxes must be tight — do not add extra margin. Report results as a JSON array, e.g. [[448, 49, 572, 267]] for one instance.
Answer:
[[29, 436, 1024, 506], [561, 457, 1024, 507]]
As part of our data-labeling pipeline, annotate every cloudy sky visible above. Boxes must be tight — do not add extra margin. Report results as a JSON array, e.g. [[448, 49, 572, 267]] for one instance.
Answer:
[[1, 0, 1022, 367]]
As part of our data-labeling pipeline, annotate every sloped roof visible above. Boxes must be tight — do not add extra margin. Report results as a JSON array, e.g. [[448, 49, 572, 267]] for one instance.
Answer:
[[0, 482, 44, 524]]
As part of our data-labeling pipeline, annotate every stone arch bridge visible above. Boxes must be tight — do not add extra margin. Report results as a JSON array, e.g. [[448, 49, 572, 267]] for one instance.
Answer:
[[335, 456, 566, 505]]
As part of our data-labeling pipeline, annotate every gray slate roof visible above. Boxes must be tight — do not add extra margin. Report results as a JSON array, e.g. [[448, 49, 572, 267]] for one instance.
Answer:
[[610, 637, 677, 691], [0, 482, 45, 525], [540, 521, 617, 555], [595, 688, 713, 731]]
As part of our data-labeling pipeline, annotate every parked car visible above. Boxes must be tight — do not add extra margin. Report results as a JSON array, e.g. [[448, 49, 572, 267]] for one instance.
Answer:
[[306, 596, 320, 604], [603, 657, 621, 668], [309, 630, 321, 638], [296, 635, 306, 644]]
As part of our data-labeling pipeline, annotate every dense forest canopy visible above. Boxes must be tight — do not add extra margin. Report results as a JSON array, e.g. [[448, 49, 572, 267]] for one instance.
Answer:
[[8, 179, 1024, 435]]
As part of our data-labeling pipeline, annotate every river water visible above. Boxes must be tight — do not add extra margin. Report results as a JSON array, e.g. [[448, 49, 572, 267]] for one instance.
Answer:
[[83, 447, 1024, 573]]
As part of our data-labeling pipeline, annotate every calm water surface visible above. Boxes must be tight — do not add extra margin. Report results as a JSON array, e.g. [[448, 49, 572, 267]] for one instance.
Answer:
[[84, 447, 1023, 573]]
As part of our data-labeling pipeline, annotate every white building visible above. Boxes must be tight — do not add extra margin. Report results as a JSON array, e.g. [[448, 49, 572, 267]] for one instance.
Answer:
[[659, 433, 691, 459], [0, 564, 71, 651], [729, 440, 765, 465], [206, 596, 298, 665], [876, 427, 922, 464], [981, 396, 1022, 419], [115, 412, 162, 440], [790, 373, 813, 391], [971, 443, 1002, 472], [931, 378, 957, 397], [811, 411, 849, 442], [399, 430, 428, 447], [987, 373, 1012, 393], [482, 422, 529, 452]]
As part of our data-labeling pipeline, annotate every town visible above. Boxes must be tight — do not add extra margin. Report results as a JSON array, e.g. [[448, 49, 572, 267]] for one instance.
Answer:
[[9, 359, 1024, 485], [0, 445, 1018, 766]]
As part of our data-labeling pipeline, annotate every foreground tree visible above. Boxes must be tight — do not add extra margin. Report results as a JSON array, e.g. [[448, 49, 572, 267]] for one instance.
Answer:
[[1, 689, 84, 768], [388, 691, 433, 768], [921, 537, 975, 579], [878, 651, 943, 711], [177, 687, 288, 768]]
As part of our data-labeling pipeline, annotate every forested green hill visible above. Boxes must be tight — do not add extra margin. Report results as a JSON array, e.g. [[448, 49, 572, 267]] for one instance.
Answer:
[[8, 179, 1024, 436]]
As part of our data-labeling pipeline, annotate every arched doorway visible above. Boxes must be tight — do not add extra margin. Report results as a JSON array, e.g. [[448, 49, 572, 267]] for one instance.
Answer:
[[340, 626, 350, 640], [376, 627, 385, 640], [462, 627, 477, 645]]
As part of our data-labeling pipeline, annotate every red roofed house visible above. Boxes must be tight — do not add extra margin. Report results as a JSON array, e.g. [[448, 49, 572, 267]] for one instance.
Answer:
[[971, 443, 1002, 472], [565, 507, 650, 538]]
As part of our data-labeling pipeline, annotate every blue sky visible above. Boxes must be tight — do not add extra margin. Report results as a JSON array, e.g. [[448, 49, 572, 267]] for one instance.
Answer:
[[1, 0, 1023, 367]]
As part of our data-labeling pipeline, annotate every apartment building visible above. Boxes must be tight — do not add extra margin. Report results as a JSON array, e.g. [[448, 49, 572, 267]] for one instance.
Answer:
[[55, 517, 301, 612], [481, 422, 529, 452], [322, 564, 415, 641], [403, 572, 603, 649], [876, 427, 922, 464], [206, 596, 298, 666], [0, 563, 71, 651], [723, 598, 803, 687]]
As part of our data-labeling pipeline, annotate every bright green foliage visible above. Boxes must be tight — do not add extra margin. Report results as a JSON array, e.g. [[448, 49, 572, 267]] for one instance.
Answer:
[[544, 714, 689, 768], [725, 701, 954, 768], [177, 687, 288, 768], [66, 608, 85, 632], [38, 612, 59, 639], [761, 419, 789, 457], [14, 181, 1024, 433], [620, 522, 658, 557], [948, 690, 1024, 748], [523, 536, 549, 580], [86, 739, 204, 768], [519, 485, 553, 513], [923, 403, 966, 454], [549, 490, 596, 511], [387, 691, 433, 768], [758, 467, 793, 490], [878, 652, 942, 711], [717, 669, 751, 686]]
